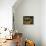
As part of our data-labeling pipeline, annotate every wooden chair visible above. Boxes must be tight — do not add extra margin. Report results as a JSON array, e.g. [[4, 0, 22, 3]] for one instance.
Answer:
[[25, 40, 35, 46], [13, 33, 23, 46]]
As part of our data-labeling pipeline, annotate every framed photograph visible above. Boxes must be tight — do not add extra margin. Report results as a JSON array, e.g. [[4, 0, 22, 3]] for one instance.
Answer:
[[23, 16, 34, 24]]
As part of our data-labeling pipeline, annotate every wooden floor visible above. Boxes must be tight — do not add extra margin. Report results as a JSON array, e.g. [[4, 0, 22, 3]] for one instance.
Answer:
[[0, 39, 16, 46]]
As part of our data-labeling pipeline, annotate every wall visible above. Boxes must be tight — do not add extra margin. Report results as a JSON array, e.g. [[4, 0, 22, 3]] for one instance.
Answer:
[[0, 0, 16, 30], [41, 0, 46, 46], [13, 0, 41, 46]]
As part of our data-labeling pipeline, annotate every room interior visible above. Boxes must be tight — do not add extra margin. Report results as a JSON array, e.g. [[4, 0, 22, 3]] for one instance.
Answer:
[[0, 0, 46, 46]]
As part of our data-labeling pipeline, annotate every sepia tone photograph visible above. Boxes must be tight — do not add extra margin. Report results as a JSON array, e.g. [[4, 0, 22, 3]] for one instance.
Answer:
[[23, 16, 34, 24]]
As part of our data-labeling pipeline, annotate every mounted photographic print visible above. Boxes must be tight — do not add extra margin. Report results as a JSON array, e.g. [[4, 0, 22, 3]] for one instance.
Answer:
[[23, 16, 34, 24]]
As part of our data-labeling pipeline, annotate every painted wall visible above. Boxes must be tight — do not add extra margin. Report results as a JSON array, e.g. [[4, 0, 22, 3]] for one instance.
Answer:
[[41, 0, 46, 46], [0, 0, 16, 30], [13, 0, 41, 46]]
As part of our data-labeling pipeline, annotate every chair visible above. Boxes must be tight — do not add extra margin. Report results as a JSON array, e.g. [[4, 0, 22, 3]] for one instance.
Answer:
[[13, 33, 23, 46], [25, 40, 35, 46]]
